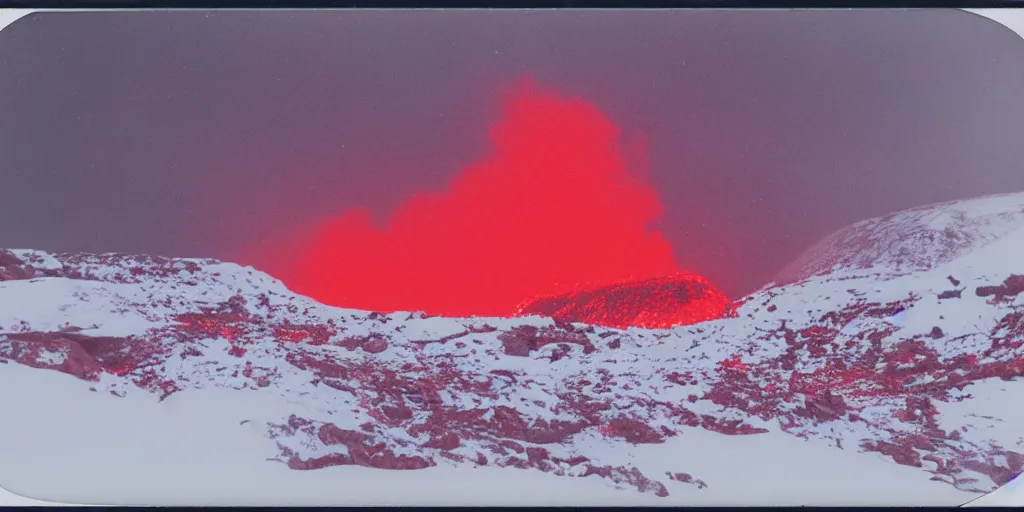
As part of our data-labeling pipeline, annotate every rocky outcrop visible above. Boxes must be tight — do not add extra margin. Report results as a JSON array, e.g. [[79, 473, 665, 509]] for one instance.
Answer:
[[514, 273, 730, 329]]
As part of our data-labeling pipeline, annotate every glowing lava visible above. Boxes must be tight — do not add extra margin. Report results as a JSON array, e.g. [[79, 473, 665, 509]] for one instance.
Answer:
[[260, 80, 728, 326], [515, 273, 731, 329]]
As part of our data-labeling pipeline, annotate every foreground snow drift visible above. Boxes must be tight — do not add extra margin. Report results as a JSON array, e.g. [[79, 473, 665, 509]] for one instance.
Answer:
[[1, 192, 1023, 505], [0, 362, 971, 506]]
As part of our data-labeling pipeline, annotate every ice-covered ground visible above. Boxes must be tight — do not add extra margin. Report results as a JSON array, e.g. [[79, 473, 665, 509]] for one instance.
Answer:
[[0, 362, 974, 506], [1, 191, 1023, 506]]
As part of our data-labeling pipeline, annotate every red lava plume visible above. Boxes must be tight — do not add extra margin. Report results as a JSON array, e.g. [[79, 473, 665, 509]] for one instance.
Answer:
[[259, 81, 729, 325]]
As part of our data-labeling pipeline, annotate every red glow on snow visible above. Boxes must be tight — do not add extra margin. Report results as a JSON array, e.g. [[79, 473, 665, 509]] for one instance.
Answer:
[[265, 81, 727, 325], [516, 273, 730, 329]]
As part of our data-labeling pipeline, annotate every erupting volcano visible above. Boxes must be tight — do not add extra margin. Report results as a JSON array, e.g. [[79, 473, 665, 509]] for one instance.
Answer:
[[255, 81, 728, 326]]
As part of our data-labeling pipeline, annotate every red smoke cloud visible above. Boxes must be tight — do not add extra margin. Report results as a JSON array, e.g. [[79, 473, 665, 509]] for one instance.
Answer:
[[261, 82, 693, 318]]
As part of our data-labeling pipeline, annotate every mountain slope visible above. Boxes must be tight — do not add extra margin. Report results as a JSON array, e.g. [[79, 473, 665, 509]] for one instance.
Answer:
[[773, 192, 1024, 285], [1, 192, 1023, 505]]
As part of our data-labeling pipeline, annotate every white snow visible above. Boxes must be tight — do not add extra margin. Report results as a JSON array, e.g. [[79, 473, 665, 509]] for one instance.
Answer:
[[967, 471, 1024, 507], [2, 191, 1024, 506], [0, 278, 158, 337], [0, 362, 973, 506]]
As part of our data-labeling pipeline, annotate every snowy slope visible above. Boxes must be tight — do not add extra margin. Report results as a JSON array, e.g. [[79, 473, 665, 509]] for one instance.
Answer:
[[0, 192, 1023, 506], [773, 192, 1024, 285]]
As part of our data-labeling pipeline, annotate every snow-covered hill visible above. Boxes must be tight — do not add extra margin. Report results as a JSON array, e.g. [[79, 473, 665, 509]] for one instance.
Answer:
[[1, 192, 1023, 506], [773, 192, 1024, 285]]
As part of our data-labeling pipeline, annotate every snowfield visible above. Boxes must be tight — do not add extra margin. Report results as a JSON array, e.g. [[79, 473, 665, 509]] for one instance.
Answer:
[[1, 191, 1023, 506]]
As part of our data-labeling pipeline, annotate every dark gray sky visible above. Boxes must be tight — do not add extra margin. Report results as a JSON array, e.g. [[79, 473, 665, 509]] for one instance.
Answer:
[[1, 9, 1023, 298]]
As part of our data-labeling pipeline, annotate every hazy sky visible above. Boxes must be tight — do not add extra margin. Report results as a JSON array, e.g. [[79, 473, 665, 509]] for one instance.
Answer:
[[1, 9, 1023, 298]]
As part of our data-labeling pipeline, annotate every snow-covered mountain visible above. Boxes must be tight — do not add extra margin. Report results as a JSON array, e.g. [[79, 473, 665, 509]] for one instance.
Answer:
[[773, 192, 1024, 285], [1, 192, 1022, 506]]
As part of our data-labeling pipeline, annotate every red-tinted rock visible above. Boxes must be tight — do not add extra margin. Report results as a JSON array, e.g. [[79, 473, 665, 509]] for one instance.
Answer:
[[363, 337, 388, 354], [316, 422, 434, 470], [976, 275, 1024, 302], [667, 472, 708, 489], [515, 273, 729, 329], [605, 417, 665, 444], [424, 432, 460, 450], [0, 250, 35, 281], [497, 325, 595, 358], [1, 332, 103, 381]]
